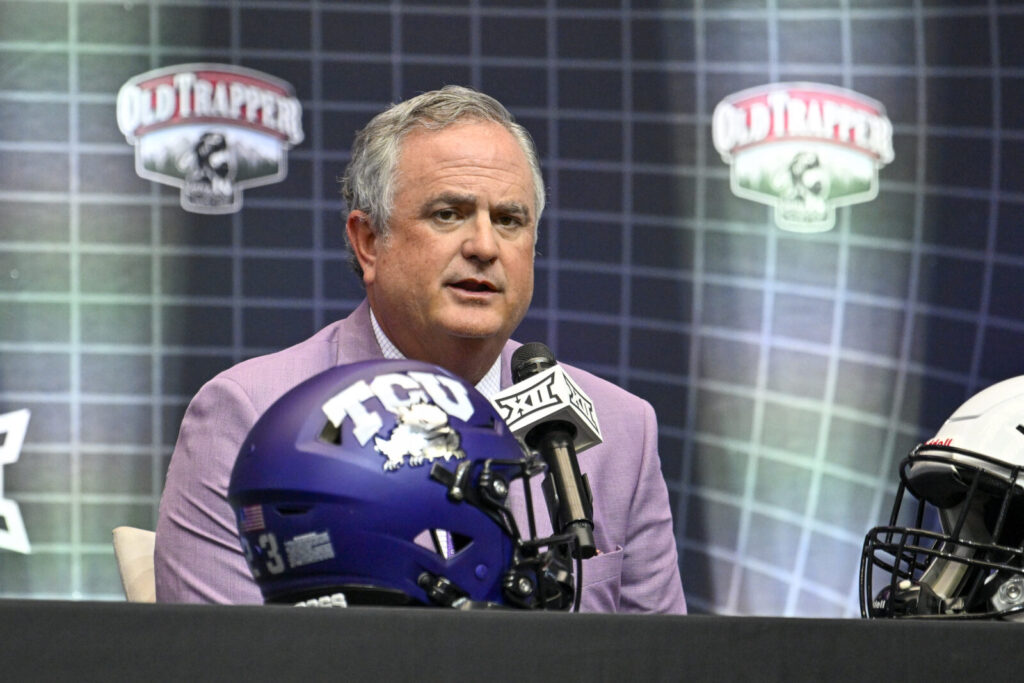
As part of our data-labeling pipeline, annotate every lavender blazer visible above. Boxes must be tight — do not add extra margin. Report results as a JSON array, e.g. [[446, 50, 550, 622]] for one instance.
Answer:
[[154, 300, 686, 613]]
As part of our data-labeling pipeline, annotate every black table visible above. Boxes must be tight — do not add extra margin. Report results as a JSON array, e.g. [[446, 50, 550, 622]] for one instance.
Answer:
[[1, 599, 1019, 681]]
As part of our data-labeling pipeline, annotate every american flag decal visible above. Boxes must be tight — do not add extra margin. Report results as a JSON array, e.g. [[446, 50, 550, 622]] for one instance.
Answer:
[[240, 504, 265, 532]]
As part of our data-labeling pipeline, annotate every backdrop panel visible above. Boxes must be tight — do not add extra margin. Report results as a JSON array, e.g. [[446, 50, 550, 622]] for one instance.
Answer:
[[1, 0, 1022, 618]]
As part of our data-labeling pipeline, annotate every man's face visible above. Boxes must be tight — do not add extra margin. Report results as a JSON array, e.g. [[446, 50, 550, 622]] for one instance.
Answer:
[[360, 120, 537, 370]]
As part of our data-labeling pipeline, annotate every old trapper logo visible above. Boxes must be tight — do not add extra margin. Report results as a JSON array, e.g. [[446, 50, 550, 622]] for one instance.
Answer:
[[713, 83, 893, 232], [117, 64, 304, 214]]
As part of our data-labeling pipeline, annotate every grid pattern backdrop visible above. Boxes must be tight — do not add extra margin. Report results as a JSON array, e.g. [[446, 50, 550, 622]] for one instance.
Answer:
[[1, 0, 1023, 617]]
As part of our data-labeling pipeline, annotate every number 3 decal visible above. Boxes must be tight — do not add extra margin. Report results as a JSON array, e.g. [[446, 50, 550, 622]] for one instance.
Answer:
[[241, 533, 286, 576], [259, 533, 286, 575]]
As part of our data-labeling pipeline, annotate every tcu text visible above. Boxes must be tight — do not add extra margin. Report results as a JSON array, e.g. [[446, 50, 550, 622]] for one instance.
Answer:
[[321, 371, 473, 445]]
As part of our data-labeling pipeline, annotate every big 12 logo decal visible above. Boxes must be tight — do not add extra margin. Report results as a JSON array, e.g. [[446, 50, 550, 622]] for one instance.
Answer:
[[0, 409, 31, 554]]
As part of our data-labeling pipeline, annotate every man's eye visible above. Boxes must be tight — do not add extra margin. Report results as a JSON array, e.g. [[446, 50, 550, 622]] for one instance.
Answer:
[[434, 209, 460, 222], [496, 215, 525, 228]]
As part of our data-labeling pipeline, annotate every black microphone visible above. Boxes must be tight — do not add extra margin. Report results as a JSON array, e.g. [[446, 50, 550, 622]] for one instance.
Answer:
[[493, 342, 598, 559]]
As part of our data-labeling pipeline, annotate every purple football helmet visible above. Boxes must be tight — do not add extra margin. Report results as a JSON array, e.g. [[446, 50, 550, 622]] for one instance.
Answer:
[[228, 359, 575, 609]]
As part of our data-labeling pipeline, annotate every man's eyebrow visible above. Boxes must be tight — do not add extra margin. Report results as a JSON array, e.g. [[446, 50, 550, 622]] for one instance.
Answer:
[[422, 193, 532, 220], [423, 192, 476, 209], [494, 201, 531, 219]]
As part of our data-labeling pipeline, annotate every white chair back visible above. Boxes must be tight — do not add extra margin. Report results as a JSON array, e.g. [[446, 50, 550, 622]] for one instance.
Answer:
[[112, 526, 156, 603]]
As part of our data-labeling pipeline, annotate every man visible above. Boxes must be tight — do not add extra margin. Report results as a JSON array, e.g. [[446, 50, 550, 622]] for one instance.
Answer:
[[155, 86, 686, 613]]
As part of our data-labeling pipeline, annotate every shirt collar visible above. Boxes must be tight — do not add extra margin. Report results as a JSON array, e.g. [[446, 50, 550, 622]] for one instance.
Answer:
[[369, 309, 502, 399]]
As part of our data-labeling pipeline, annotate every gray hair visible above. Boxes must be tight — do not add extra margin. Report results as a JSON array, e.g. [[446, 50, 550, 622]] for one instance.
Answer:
[[340, 85, 545, 278]]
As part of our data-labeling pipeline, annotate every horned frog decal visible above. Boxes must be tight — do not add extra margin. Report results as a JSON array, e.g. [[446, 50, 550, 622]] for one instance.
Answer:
[[374, 402, 466, 471]]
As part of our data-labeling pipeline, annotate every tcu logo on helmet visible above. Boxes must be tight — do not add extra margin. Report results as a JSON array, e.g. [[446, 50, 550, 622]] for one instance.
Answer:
[[321, 371, 473, 472], [375, 403, 466, 471]]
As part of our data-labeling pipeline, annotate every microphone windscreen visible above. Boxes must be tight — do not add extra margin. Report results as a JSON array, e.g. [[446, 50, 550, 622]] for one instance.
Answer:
[[511, 342, 556, 383]]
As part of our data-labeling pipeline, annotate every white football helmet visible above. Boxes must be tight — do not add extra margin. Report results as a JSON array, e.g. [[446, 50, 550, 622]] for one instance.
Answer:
[[861, 375, 1024, 619]]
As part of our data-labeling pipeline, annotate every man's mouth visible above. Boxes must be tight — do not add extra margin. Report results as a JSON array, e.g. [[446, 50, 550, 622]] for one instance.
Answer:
[[450, 279, 498, 293]]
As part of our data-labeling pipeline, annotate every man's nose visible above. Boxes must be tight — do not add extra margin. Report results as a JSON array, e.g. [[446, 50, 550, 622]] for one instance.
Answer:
[[462, 213, 499, 262]]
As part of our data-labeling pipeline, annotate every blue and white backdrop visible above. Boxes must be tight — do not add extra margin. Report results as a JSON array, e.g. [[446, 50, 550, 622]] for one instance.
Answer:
[[1, 0, 1023, 617]]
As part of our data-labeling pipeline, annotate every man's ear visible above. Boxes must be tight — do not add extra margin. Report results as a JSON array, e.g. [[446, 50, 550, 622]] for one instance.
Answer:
[[346, 210, 378, 284]]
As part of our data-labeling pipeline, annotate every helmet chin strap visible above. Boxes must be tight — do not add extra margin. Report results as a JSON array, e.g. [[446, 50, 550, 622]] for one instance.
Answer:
[[894, 499, 991, 616], [881, 496, 1014, 617], [904, 560, 972, 615], [913, 503, 988, 607]]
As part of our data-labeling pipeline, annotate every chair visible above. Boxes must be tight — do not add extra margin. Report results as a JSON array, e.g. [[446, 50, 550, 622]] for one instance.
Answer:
[[112, 526, 156, 603]]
